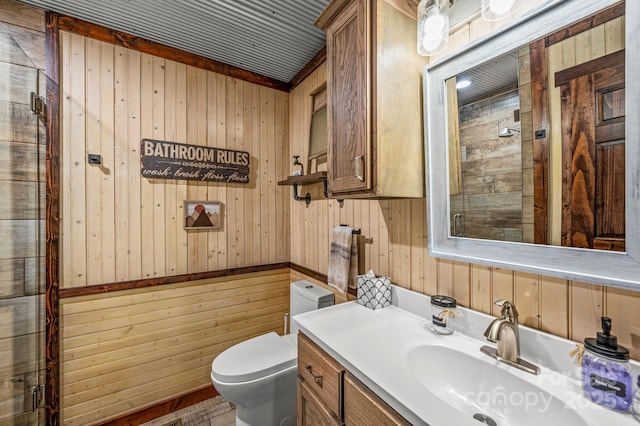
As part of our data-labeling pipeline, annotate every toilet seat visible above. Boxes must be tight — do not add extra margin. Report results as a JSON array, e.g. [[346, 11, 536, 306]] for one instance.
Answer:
[[212, 332, 297, 383]]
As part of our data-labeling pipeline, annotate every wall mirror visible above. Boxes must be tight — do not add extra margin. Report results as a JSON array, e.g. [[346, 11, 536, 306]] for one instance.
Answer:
[[308, 82, 328, 172], [424, 0, 640, 289]]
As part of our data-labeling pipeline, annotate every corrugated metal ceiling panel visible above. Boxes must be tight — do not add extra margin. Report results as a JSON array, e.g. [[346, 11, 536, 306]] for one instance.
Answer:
[[16, 0, 331, 83], [456, 51, 520, 106]]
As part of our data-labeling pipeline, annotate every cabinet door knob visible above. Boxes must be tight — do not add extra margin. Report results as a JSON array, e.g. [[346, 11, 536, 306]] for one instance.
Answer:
[[305, 365, 324, 384], [355, 155, 365, 181]]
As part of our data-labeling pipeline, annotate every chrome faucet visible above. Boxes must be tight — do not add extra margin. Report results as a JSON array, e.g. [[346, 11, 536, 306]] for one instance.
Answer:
[[480, 299, 540, 375]]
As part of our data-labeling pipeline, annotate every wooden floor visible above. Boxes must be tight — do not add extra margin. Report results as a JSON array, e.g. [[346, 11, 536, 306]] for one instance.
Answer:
[[140, 396, 235, 426]]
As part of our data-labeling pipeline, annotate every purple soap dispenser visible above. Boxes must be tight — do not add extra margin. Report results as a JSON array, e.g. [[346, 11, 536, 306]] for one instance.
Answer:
[[581, 317, 632, 411]]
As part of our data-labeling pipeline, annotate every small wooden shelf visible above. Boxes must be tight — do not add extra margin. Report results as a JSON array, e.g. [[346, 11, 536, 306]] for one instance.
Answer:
[[278, 172, 328, 205], [277, 171, 327, 186]]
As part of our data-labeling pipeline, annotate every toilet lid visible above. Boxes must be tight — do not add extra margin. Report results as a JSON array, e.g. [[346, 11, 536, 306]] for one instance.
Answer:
[[211, 332, 297, 383]]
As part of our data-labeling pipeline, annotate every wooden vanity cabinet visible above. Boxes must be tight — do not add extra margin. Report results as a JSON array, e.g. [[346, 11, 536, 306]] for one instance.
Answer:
[[298, 333, 345, 425], [316, 0, 425, 198], [343, 372, 411, 426], [297, 332, 411, 425], [298, 379, 344, 426]]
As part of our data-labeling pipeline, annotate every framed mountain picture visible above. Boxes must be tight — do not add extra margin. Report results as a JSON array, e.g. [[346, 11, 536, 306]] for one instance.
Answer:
[[184, 201, 222, 230]]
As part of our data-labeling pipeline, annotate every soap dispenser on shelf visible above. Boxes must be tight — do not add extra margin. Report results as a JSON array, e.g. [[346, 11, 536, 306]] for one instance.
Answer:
[[581, 316, 632, 411], [277, 155, 328, 205], [292, 155, 304, 176]]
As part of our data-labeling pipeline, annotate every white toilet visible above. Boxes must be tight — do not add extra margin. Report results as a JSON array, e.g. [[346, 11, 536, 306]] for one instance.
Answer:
[[211, 280, 334, 426]]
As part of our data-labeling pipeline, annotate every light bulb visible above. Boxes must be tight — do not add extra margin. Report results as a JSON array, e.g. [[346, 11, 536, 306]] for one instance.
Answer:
[[422, 35, 443, 52], [456, 79, 471, 89], [424, 13, 446, 35], [422, 14, 446, 51], [417, 0, 449, 56], [481, 0, 516, 21], [489, 0, 515, 15]]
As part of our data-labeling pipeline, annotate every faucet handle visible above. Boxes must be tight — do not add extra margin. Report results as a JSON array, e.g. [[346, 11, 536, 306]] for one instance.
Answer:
[[494, 299, 518, 321]]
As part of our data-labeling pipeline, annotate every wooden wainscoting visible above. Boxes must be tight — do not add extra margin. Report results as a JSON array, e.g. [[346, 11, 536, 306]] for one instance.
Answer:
[[59, 268, 290, 425], [55, 17, 292, 423]]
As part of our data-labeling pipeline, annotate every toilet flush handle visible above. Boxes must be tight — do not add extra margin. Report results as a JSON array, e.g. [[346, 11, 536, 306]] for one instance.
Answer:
[[304, 365, 323, 385], [284, 313, 289, 335]]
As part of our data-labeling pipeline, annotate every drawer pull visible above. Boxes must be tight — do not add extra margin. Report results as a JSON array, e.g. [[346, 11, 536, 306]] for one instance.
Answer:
[[305, 365, 323, 384]]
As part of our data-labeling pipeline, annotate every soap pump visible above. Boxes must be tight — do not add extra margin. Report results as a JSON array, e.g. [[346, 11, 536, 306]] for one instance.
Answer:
[[581, 316, 632, 411], [292, 155, 304, 176]]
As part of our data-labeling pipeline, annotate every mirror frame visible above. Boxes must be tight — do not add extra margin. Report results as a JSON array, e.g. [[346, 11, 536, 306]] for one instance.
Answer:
[[424, 0, 640, 290]]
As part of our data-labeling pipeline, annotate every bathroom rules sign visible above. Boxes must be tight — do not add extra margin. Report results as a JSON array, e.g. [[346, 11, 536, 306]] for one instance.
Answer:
[[140, 138, 250, 184]]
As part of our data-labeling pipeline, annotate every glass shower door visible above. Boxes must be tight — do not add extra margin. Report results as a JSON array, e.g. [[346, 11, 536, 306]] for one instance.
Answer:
[[0, 21, 46, 426]]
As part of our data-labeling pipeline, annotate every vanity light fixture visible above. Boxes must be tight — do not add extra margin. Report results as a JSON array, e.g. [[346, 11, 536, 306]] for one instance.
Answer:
[[481, 0, 517, 21], [418, 0, 519, 56], [417, 0, 450, 56]]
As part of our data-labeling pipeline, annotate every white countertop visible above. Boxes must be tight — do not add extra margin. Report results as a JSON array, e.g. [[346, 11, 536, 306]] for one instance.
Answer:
[[293, 287, 639, 426]]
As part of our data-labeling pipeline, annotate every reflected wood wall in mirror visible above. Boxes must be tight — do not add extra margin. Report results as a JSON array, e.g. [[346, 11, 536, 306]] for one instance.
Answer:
[[444, 1, 625, 250], [424, 0, 640, 289]]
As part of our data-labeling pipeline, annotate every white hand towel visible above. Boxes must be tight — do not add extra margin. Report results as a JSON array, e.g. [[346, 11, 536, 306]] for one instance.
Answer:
[[328, 226, 356, 293]]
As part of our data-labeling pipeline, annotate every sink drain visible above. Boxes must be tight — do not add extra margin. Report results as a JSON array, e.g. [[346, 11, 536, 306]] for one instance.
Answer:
[[473, 413, 497, 426]]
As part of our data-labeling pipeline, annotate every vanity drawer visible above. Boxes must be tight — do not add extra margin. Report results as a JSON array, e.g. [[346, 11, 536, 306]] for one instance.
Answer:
[[344, 372, 411, 426], [298, 378, 344, 426], [298, 332, 345, 419]]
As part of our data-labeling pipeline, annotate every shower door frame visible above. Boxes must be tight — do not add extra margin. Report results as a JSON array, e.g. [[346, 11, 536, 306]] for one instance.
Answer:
[[44, 11, 61, 425]]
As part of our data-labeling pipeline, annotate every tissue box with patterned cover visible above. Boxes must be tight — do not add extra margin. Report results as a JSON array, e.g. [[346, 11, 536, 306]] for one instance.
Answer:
[[356, 270, 391, 310]]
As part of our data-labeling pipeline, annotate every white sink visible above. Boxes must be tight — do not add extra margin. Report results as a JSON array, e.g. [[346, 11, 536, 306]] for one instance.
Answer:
[[406, 343, 588, 426], [294, 296, 638, 425]]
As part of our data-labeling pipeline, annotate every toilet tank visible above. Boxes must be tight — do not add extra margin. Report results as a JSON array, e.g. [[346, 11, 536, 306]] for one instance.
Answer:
[[289, 280, 334, 335]]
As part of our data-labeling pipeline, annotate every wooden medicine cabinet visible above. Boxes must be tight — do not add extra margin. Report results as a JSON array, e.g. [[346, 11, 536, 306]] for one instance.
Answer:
[[316, 0, 425, 199]]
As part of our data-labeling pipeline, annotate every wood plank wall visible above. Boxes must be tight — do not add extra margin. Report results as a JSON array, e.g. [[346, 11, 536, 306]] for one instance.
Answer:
[[58, 30, 292, 423], [60, 269, 290, 425], [455, 90, 523, 242], [60, 31, 290, 287], [48, 1, 638, 423], [289, 0, 640, 361], [546, 14, 626, 245], [0, 0, 46, 424]]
